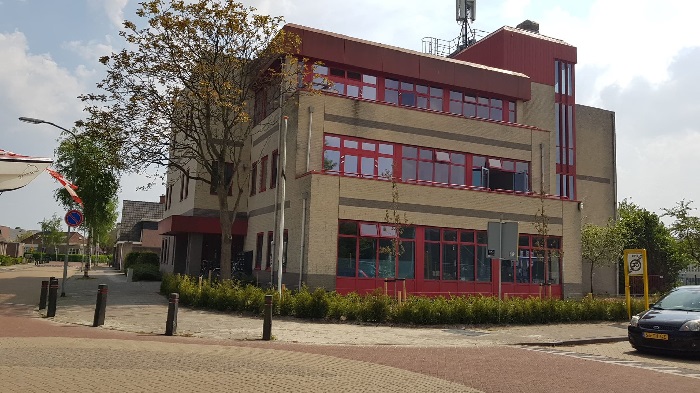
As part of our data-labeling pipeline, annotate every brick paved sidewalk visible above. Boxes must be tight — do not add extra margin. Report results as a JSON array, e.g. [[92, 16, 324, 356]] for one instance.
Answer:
[[43, 266, 628, 347]]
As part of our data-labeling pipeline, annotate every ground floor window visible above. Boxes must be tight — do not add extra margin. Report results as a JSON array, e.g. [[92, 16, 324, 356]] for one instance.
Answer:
[[337, 220, 562, 286]]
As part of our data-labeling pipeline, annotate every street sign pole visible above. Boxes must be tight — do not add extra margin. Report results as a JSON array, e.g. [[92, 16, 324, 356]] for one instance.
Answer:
[[61, 225, 70, 297], [62, 209, 84, 297]]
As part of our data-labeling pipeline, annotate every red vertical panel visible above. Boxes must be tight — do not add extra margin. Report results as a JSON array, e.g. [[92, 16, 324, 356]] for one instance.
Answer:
[[452, 30, 507, 69]]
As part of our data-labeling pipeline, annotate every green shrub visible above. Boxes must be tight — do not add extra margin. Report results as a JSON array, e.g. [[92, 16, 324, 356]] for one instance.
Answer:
[[131, 263, 162, 281], [0, 255, 24, 266], [136, 252, 159, 267], [158, 274, 656, 326], [124, 252, 141, 271]]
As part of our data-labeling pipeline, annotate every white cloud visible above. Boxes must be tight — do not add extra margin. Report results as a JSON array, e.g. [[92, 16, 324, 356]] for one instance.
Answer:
[[62, 39, 115, 64], [0, 31, 89, 230], [91, 0, 129, 29]]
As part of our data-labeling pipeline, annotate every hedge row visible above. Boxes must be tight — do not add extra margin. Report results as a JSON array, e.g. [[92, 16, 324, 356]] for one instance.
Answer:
[[28, 253, 110, 263], [161, 274, 650, 325], [0, 255, 25, 266], [124, 252, 159, 271]]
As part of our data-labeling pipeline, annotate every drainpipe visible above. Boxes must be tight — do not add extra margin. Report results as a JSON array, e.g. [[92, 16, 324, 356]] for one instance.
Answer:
[[298, 197, 307, 290]]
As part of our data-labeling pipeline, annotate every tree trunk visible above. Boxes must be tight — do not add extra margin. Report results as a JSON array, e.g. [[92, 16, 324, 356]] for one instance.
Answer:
[[590, 262, 595, 295], [219, 208, 233, 280]]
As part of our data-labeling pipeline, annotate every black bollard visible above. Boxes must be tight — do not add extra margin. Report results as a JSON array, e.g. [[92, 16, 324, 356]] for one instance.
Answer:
[[92, 284, 108, 327], [165, 293, 178, 336], [39, 280, 49, 310], [47, 277, 58, 317], [262, 294, 273, 340]]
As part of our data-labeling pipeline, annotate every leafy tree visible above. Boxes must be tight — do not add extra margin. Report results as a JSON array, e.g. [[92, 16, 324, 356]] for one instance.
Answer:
[[53, 134, 120, 271], [39, 214, 63, 260], [618, 199, 684, 292], [79, 0, 309, 279], [663, 200, 700, 268], [581, 219, 627, 294]]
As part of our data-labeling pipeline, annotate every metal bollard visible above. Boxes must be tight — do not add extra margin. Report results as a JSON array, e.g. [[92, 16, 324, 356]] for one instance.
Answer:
[[47, 277, 58, 317], [165, 293, 179, 336], [262, 294, 273, 340], [39, 280, 49, 310], [92, 284, 108, 327]]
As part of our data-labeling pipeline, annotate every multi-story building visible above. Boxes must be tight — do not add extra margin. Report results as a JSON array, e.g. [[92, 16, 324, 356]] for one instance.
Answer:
[[159, 21, 616, 298]]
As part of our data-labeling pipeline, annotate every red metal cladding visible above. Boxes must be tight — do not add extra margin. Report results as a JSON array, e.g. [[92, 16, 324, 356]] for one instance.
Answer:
[[158, 215, 247, 236], [454, 28, 577, 87], [284, 24, 531, 101]]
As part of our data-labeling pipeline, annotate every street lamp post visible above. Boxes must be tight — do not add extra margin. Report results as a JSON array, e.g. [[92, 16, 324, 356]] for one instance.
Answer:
[[19, 116, 79, 296]]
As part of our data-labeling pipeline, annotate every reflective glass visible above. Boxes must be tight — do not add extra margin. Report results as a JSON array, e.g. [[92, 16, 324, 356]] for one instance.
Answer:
[[344, 140, 358, 149], [424, 242, 441, 280], [400, 227, 415, 239], [347, 71, 361, 80], [337, 237, 356, 277], [416, 84, 428, 94], [401, 159, 416, 181], [419, 149, 433, 160], [385, 89, 398, 104], [449, 100, 463, 114], [344, 155, 358, 175], [460, 230, 474, 243], [385, 79, 399, 89], [360, 223, 378, 236], [492, 99, 502, 108], [346, 85, 359, 97], [362, 142, 376, 151], [491, 107, 502, 121], [515, 162, 528, 173], [450, 166, 465, 186], [434, 162, 449, 184], [473, 156, 486, 167], [400, 82, 414, 90], [476, 245, 490, 282], [430, 97, 443, 110], [363, 75, 377, 85], [418, 161, 433, 182], [501, 260, 515, 283], [417, 96, 428, 109], [378, 239, 395, 278], [464, 103, 476, 117], [430, 87, 442, 97], [449, 91, 462, 101], [400, 92, 416, 106], [362, 86, 377, 100], [464, 95, 476, 102], [517, 250, 530, 283], [358, 238, 377, 278], [443, 230, 457, 241], [398, 241, 415, 279], [332, 82, 344, 94], [379, 144, 394, 155], [451, 153, 465, 165], [460, 245, 475, 281], [378, 157, 393, 178], [403, 146, 417, 158], [477, 105, 489, 118], [324, 135, 340, 148], [425, 228, 441, 241], [442, 244, 458, 280], [323, 150, 340, 171], [361, 157, 375, 177], [314, 65, 329, 75]]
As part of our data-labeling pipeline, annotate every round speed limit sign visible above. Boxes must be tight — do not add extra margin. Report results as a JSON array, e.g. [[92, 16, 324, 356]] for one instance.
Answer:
[[626, 253, 643, 276]]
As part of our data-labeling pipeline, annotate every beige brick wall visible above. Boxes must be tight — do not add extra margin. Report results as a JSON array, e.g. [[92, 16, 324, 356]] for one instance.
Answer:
[[576, 104, 617, 295]]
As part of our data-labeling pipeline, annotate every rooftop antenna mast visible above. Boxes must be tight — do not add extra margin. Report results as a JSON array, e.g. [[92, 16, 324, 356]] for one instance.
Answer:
[[456, 0, 477, 50], [422, 0, 478, 57]]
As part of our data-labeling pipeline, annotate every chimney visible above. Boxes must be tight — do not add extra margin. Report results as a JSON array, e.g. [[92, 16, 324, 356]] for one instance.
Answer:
[[516, 20, 540, 34], [159, 194, 166, 204]]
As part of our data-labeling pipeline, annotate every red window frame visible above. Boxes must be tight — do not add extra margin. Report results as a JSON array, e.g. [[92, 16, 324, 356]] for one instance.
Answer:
[[306, 59, 517, 124], [254, 232, 264, 270], [554, 59, 576, 200], [260, 155, 268, 193], [265, 231, 273, 270], [270, 150, 278, 189], [323, 134, 530, 193], [516, 235, 562, 285]]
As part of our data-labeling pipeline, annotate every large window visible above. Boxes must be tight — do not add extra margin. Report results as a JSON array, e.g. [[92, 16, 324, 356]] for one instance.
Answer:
[[424, 228, 489, 282], [337, 221, 415, 279], [517, 235, 562, 285], [250, 162, 257, 196], [305, 61, 517, 124], [555, 59, 576, 200], [324, 134, 530, 194]]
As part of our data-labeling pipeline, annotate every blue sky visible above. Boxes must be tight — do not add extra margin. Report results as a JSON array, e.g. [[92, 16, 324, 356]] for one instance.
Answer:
[[1, 0, 700, 230]]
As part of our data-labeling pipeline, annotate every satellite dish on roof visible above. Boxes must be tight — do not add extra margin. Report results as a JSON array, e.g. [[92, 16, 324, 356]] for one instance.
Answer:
[[456, 0, 476, 22]]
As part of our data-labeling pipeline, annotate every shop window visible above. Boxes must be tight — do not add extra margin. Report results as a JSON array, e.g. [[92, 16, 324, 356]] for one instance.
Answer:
[[266, 231, 273, 270]]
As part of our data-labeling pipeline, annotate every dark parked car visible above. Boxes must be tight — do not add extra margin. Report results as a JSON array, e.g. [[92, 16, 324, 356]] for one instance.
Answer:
[[628, 285, 700, 353]]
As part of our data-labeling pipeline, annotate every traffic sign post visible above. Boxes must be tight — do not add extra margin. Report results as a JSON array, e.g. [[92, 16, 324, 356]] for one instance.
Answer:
[[623, 249, 649, 319], [61, 210, 83, 297]]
